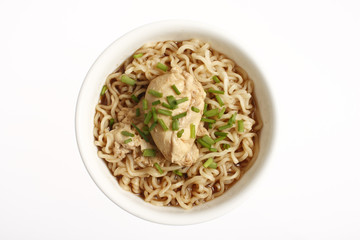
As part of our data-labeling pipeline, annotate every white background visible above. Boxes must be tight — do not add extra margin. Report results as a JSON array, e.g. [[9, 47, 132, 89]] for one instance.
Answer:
[[1, 0, 359, 239]]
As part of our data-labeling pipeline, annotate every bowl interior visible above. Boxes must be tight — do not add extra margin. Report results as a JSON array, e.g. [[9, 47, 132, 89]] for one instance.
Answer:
[[76, 21, 275, 225]]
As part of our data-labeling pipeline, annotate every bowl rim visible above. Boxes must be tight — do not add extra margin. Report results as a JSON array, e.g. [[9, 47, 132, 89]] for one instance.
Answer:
[[75, 20, 277, 225]]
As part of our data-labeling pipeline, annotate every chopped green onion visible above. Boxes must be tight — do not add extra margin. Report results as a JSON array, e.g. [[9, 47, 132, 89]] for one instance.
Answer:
[[197, 138, 211, 148], [157, 108, 172, 116], [166, 96, 177, 109], [208, 89, 225, 94], [229, 113, 237, 125], [177, 129, 184, 138], [142, 125, 150, 135], [172, 112, 187, 120], [131, 94, 139, 103], [148, 89, 163, 98], [100, 85, 107, 96], [209, 148, 217, 152], [218, 124, 232, 131], [212, 75, 221, 83], [209, 162, 218, 169], [238, 120, 244, 132], [142, 99, 148, 110], [124, 138, 132, 144], [158, 119, 168, 131], [162, 102, 173, 109], [201, 118, 216, 123], [156, 62, 168, 72], [149, 122, 157, 131], [218, 107, 226, 118], [191, 106, 200, 113], [223, 144, 231, 149], [144, 111, 153, 124], [109, 118, 115, 128], [171, 85, 181, 95], [152, 100, 161, 106], [154, 162, 163, 174], [215, 132, 228, 137], [121, 131, 134, 137], [204, 109, 219, 117], [143, 149, 157, 157], [172, 119, 179, 131], [133, 53, 143, 58], [176, 97, 188, 105], [204, 103, 208, 112], [152, 107, 158, 122], [203, 158, 214, 168], [215, 95, 224, 106], [214, 136, 227, 143], [190, 124, 196, 139], [208, 123, 213, 129], [173, 170, 183, 176], [131, 123, 149, 142], [135, 108, 140, 117], [121, 75, 136, 86], [202, 135, 215, 145]]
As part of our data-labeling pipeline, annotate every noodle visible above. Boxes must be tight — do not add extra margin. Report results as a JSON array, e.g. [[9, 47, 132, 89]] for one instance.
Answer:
[[94, 39, 262, 209]]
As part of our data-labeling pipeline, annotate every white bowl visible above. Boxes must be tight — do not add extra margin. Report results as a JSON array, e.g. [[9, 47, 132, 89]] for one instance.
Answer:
[[75, 20, 276, 225]]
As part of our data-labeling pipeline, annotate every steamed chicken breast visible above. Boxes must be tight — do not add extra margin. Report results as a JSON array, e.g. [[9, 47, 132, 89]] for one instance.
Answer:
[[145, 68, 206, 166]]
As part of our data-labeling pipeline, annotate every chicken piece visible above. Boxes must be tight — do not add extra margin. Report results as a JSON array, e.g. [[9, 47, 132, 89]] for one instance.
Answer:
[[145, 68, 206, 166]]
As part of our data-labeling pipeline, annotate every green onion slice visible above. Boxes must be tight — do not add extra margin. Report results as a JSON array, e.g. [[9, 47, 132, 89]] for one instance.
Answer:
[[172, 112, 187, 120], [131, 123, 149, 142], [135, 108, 140, 117], [173, 170, 183, 176], [229, 113, 237, 125], [214, 136, 227, 143], [144, 111, 153, 124], [238, 120, 244, 132], [218, 107, 226, 119], [166, 95, 177, 109], [203, 158, 214, 168], [171, 85, 181, 95], [215, 132, 228, 137], [223, 144, 231, 149], [131, 94, 139, 103], [121, 131, 134, 137], [124, 138, 132, 144], [152, 100, 161, 106], [109, 118, 115, 128], [149, 122, 157, 131], [218, 124, 232, 131], [172, 119, 179, 131], [202, 135, 215, 145], [204, 109, 219, 117], [133, 53, 143, 58], [215, 95, 224, 106], [209, 148, 217, 152], [177, 129, 184, 138], [158, 119, 168, 131], [148, 89, 163, 98], [212, 75, 221, 83], [208, 123, 213, 129], [209, 162, 218, 169], [176, 97, 188, 105], [190, 124, 196, 139], [197, 138, 211, 148], [191, 106, 200, 113], [152, 107, 158, 122], [142, 125, 150, 135], [208, 89, 225, 94], [100, 85, 107, 96], [142, 99, 148, 110], [157, 108, 172, 116], [161, 103, 173, 109], [143, 149, 156, 157], [121, 75, 136, 86], [204, 103, 208, 112], [154, 162, 163, 174], [156, 62, 168, 72], [201, 118, 216, 123]]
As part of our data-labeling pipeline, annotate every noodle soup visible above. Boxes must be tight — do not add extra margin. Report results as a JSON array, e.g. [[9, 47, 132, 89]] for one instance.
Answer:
[[93, 39, 261, 209]]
